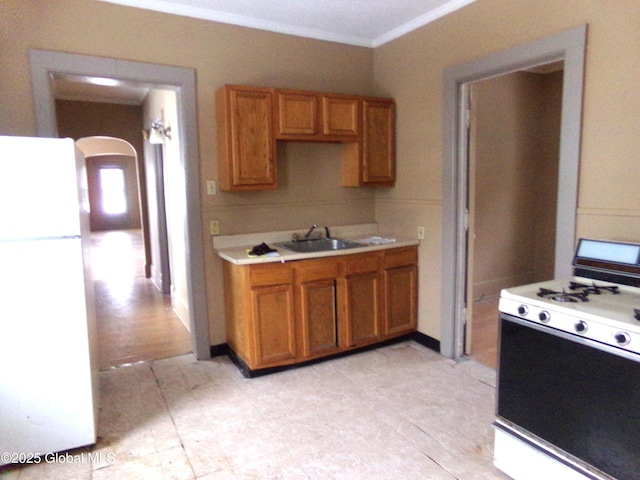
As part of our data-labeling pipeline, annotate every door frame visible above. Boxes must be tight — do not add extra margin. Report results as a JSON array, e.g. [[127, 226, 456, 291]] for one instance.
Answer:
[[440, 25, 587, 359], [29, 49, 210, 360]]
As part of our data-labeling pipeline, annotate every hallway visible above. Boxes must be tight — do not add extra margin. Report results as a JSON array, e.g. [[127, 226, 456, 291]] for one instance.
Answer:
[[91, 229, 191, 370]]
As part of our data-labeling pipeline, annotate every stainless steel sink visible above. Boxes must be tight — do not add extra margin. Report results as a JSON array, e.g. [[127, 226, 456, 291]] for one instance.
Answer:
[[275, 238, 362, 253]]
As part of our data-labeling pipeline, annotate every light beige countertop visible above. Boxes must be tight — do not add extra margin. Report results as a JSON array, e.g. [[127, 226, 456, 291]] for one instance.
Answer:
[[213, 223, 419, 265]]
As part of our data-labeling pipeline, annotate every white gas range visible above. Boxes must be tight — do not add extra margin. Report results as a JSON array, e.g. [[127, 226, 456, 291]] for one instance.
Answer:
[[494, 238, 640, 480], [499, 276, 640, 355]]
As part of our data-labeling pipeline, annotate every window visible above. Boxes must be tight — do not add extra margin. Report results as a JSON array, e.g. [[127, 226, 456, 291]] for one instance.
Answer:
[[99, 167, 127, 215]]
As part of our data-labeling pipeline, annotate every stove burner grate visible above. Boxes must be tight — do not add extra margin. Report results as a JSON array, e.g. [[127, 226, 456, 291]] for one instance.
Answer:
[[569, 281, 620, 295], [537, 281, 622, 302], [537, 288, 589, 302]]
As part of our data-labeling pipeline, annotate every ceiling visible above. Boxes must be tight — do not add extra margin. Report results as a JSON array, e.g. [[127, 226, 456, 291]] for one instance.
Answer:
[[53, 74, 152, 105], [56, 0, 477, 105], [97, 0, 477, 48]]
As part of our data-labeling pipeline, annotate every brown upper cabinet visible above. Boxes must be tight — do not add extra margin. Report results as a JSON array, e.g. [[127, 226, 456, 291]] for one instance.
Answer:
[[216, 85, 395, 191], [321, 94, 360, 138], [275, 90, 360, 141], [342, 99, 395, 187], [275, 90, 319, 137], [216, 85, 276, 191]]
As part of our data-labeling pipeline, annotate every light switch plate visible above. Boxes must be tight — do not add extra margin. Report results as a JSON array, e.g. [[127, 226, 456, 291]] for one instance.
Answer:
[[207, 180, 217, 195], [210, 220, 220, 235]]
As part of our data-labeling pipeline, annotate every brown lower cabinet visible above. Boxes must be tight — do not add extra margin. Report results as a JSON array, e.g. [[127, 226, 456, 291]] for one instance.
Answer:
[[251, 284, 296, 366], [384, 247, 418, 336], [340, 253, 383, 348], [295, 257, 341, 360], [223, 246, 417, 375]]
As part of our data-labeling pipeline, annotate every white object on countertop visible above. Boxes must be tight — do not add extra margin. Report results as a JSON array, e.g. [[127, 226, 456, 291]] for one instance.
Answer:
[[359, 236, 396, 245]]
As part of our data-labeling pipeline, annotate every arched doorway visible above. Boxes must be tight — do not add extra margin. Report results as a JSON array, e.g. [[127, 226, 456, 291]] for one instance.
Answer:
[[77, 137, 141, 232]]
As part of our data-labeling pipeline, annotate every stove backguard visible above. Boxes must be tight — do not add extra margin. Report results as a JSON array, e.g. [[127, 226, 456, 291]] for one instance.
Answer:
[[573, 238, 640, 287]]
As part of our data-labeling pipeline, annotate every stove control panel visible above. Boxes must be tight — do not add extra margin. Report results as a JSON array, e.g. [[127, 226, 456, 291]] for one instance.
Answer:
[[499, 297, 640, 356]]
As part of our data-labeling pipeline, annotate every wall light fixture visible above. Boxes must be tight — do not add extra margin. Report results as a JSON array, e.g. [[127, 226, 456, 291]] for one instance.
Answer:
[[145, 119, 172, 144]]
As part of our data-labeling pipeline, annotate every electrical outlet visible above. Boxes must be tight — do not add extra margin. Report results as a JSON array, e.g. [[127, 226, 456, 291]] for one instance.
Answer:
[[206, 180, 217, 195], [210, 220, 220, 235], [417, 226, 426, 240]]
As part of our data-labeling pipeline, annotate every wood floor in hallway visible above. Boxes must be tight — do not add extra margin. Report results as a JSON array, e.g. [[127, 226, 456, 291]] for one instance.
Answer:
[[469, 295, 500, 369], [91, 229, 191, 370]]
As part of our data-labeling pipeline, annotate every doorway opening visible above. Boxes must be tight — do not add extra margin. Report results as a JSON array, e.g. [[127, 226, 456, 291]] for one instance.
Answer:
[[466, 66, 563, 368], [440, 25, 587, 360], [99, 166, 127, 214], [89, 156, 137, 231], [29, 49, 210, 360]]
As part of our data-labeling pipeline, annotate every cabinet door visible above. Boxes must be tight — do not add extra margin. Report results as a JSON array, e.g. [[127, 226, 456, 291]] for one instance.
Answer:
[[342, 272, 382, 347], [384, 265, 417, 336], [322, 95, 359, 137], [341, 254, 383, 348], [295, 258, 340, 359], [299, 279, 339, 358], [216, 86, 276, 191], [362, 99, 395, 185], [276, 91, 318, 137], [252, 284, 296, 367]]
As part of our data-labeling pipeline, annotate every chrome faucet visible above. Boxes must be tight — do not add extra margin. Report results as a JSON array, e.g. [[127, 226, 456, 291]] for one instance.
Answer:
[[304, 224, 318, 239]]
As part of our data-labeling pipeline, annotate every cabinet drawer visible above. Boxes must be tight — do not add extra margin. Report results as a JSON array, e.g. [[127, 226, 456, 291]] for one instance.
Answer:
[[384, 247, 418, 269], [343, 253, 382, 275], [294, 258, 340, 283], [250, 263, 293, 286]]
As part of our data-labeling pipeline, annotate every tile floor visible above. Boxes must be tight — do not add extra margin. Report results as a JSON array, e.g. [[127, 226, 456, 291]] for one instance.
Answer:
[[1, 342, 510, 480]]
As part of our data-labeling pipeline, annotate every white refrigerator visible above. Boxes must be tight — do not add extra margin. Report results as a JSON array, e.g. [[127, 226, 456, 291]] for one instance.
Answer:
[[0, 136, 98, 464]]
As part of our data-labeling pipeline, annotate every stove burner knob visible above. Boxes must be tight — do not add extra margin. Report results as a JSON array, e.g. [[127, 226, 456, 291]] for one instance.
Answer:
[[574, 321, 588, 333], [538, 311, 551, 323], [614, 332, 631, 346], [517, 305, 529, 316]]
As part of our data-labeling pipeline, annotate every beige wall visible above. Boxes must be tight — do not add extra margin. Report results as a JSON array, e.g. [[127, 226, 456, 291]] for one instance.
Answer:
[[375, 0, 640, 339], [2, 0, 640, 346]]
